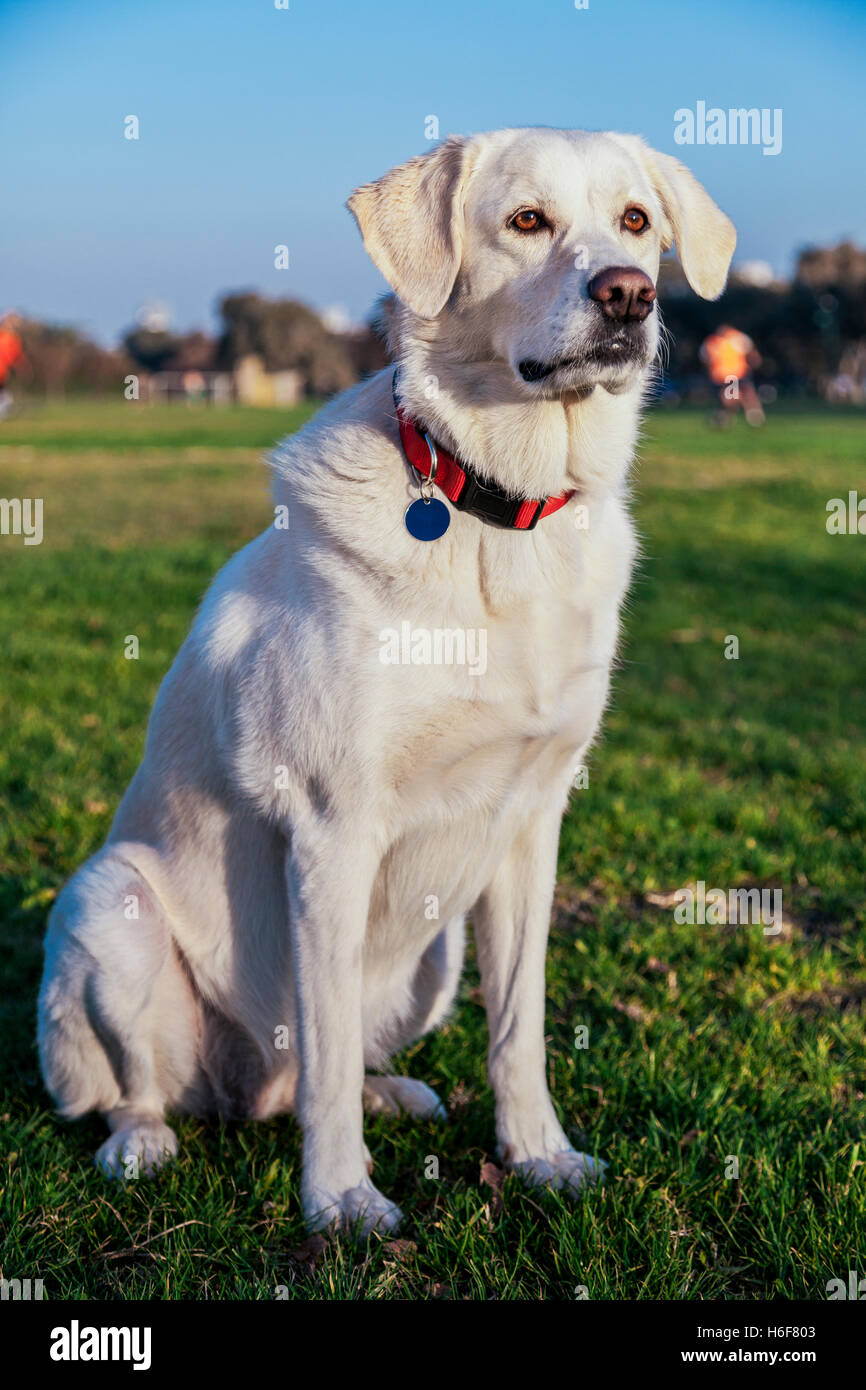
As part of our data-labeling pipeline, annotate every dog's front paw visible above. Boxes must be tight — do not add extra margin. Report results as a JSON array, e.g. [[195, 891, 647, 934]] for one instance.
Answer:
[[95, 1120, 178, 1179], [509, 1147, 606, 1195], [304, 1180, 403, 1238]]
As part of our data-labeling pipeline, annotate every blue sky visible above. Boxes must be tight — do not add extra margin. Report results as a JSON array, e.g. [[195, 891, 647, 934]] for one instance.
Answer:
[[2, 0, 864, 344]]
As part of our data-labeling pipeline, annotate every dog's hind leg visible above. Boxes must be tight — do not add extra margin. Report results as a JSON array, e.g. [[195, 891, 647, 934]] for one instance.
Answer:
[[38, 846, 199, 1178], [363, 917, 464, 1121], [407, 916, 466, 1037]]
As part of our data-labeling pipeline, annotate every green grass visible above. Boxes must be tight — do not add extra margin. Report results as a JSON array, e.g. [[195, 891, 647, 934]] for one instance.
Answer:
[[1, 396, 864, 1300]]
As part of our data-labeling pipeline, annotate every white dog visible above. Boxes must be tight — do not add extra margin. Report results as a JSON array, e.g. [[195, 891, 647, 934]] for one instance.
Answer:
[[38, 128, 735, 1233]]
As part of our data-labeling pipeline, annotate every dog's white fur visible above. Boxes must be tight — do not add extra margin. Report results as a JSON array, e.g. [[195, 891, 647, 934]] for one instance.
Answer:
[[38, 128, 735, 1233]]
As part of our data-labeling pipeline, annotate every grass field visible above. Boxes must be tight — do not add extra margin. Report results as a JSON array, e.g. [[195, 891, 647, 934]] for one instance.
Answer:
[[1, 397, 864, 1301]]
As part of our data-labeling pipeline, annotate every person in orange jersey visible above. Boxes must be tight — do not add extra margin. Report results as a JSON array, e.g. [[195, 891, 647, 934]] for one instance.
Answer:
[[0, 311, 27, 419], [700, 323, 765, 426]]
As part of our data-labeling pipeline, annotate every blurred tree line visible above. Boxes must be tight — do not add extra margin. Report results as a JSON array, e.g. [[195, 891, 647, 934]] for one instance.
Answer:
[[13, 242, 866, 401], [18, 293, 388, 400]]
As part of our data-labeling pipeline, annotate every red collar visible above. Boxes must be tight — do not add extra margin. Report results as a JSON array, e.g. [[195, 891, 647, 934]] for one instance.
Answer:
[[393, 375, 576, 531]]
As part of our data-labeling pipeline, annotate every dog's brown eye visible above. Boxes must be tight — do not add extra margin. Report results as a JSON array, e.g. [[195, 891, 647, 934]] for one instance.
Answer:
[[623, 207, 648, 233], [510, 209, 546, 233]]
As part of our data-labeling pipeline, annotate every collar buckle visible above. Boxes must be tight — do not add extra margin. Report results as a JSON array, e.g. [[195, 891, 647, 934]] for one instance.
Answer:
[[454, 471, 540, 529]]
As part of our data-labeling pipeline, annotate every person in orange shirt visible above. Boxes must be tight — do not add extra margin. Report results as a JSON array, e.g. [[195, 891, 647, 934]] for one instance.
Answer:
[[0, 311, 26, 418], [700, 323, 765, 426]]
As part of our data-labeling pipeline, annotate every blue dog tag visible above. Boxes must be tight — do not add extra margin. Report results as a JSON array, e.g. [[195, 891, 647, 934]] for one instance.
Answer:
[[405, 496, 450, 541]]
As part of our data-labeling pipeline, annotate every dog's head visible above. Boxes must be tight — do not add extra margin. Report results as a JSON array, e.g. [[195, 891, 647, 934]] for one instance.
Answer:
[[348, 127, 736, 397]]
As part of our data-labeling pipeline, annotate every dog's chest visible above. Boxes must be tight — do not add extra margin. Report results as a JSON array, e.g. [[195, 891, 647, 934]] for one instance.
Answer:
[[365, 583, 618, 932], [383, 573, 620, 830]]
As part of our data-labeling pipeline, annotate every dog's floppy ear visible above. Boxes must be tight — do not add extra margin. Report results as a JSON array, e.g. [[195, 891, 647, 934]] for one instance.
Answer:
[[347, 136, 473, 319], [612, 136, 737, 300]]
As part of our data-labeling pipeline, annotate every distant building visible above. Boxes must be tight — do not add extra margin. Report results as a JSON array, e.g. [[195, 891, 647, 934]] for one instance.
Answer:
[[134, 293, 387, 404], [146, 331, 302, 406], [233, 353, 303, 406]]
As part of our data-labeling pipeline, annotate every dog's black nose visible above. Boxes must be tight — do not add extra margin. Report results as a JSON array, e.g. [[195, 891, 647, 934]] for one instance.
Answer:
[[587, 266, 656, 323]]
